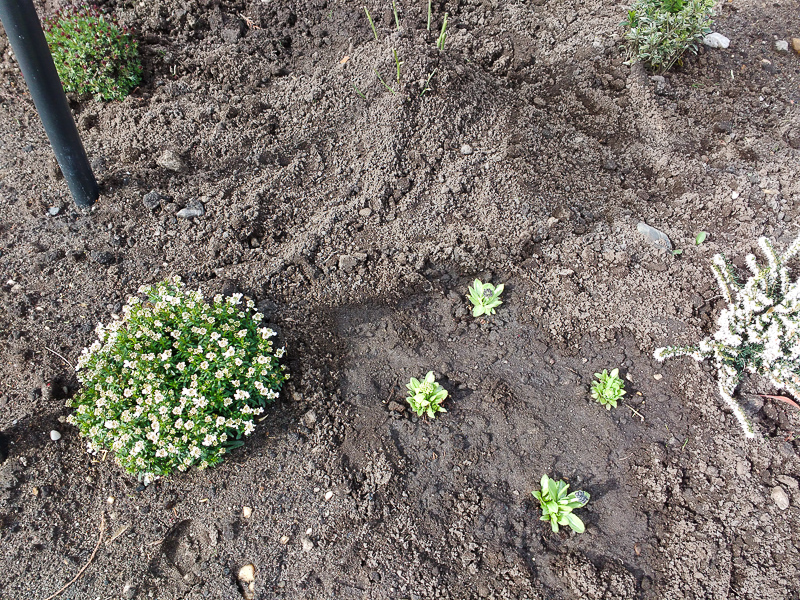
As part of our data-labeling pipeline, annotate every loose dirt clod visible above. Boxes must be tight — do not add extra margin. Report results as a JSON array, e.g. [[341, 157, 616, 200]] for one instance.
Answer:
[[237, 564, 255, 600]]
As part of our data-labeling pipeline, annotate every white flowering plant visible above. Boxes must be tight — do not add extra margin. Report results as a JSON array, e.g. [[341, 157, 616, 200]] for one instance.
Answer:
[[590, 368, 626, 410], [67, 277, 288, 483], [532, 474, 590, 534], [655, 232, 800, 438], [468, 279, 504, 317], [406, 371, 448, 418]]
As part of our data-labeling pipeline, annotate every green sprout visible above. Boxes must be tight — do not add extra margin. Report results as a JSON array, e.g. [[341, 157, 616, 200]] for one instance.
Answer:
[[532, 475, 590, 533], [468, 279, 504, 317], [44, 4, 142, 101], [590, 368, 626, 410], [392, 0, 400, 30], [420, 69, 436, 97], [393, 48, 403, 83], [406, 371, 448, 418], [436, 13, 449, 51], [427, 0, 432, 31], [695, 231, 707, 245], [364, 6, 379, 40], [375, 69, 395, 94]]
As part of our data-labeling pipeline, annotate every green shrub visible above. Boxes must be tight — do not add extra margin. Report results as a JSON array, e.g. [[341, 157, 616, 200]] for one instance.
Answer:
[[67, 277, 289, 483], [623, 0, 715, 73], [44, 4, 142, 101]]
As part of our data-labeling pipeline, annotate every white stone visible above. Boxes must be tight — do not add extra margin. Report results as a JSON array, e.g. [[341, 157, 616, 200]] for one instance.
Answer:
[[771, 486, 790, 510], [703, 33, 730, 49], [775, 40, 789, 52], [50, 430, 62, 441]]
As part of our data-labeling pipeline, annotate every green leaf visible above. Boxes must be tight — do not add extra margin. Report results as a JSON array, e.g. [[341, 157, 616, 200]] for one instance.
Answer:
[[547, 478, 559, 501], [695, 231, 707, 245], [564, 512, 585, 533]]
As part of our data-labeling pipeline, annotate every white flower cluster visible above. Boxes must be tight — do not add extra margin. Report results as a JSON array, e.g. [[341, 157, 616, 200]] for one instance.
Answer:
[[68, 276, 288, 483], [655, 232, 800, 438]]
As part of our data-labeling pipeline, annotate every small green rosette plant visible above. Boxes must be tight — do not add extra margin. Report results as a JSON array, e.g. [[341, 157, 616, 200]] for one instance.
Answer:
[[44, 4, 142, 101], [406, 371, 448, 418], [532, 475, 590, 533], [590, 368, 626, 410], [468, 279, 504, 317], [67, 277, 288, 483]]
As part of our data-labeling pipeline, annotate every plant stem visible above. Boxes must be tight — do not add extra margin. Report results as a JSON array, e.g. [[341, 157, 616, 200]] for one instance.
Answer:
[[364, 6, 378, 40], [393, 48, 402, 83], [392, 0, 400, 30], [375, 69, 395, 94], [351, 83, 366, 99], [437, 13, 448, 51], [420, 68, 436, 96], [427, 0, 432, 31]]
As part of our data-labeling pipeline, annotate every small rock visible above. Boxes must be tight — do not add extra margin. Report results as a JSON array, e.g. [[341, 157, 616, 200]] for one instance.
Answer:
[[89, 250, 115, 265], [703, 32, 730, 49], [771, 486, 790, 510], [324, 490, 334, 501], [301, 410, 317, 428], [48, 206, 61, 216], [143, 191, 163, 210], [157, 150, 184, 172], [338, 254, 358, 273], [176, 201, 205, 219], [301, 535, 314, 552], [637, 222, 673, 251], [533, 97, 546, 107], [279, 535, 290, 544], [358, 207, 372, 217], [237, 564, 255, 600], [50, 430, 61, 441], [792, 38, 800, 54], [460, 144, 473, 155], [242, 506, 252, 519], [731, 190, 740, 199], [775, 40, 789, 52], [653, 373, 663, 381]]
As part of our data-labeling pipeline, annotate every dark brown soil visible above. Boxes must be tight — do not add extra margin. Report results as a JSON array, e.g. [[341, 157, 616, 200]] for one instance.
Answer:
[[1, 1, 799, 598]]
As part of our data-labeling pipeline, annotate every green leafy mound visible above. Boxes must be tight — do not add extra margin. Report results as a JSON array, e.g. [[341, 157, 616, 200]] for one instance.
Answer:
[[44, 4, 142, 101], [67, 278, 288, 483], [623, 0, 715, 73]]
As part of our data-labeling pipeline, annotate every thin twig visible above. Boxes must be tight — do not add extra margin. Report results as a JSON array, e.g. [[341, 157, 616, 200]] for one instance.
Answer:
[[43, 514, 106, 600], [45, 347, 75, 370], [625, 403, 645, 422], [105, 524, 129, 546]]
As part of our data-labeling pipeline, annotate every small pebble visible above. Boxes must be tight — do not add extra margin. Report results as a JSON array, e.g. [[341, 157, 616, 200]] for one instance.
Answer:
[[107, 496, 115, 504], [325, 490, 334, 501], [460, 143, 473, 155], [48, 206, 60, 216], [242, 506, 252, 519], [653, 374, 663, 380], [306, 527, 312, 535], [771, 486, 790, 510], [301, 535, 314, 552], [279, 535, 290, 544], [50, 430, 62, 441], [731, 190, 740, 199], [775, 40, 789, 52]]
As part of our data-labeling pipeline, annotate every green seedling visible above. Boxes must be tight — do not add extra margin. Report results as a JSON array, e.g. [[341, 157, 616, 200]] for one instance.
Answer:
[[393, 49, 403, 83], [375, 69, 395, 94], [591, 368, 626, 410], [427, 0, 432, 31], [406, 371, 448, 418], [672, 249, 683, 256], [44, 4, 142, 101], [364, 6, 379, 40], [468, 279, 504, 317], [420, 69, 437, 96], [532, 474, 590, 533], [352, 84, 366, 99], [437, 13, 448, 51], [695, 231, 707, 245], [393, 0, 400, 30]]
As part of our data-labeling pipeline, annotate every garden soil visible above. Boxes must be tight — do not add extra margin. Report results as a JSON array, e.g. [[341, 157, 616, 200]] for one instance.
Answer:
[[1, 0, 800, 598]]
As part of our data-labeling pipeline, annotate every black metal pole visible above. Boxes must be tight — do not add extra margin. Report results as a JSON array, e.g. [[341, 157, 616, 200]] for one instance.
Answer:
[[0, 0, 98, 208]]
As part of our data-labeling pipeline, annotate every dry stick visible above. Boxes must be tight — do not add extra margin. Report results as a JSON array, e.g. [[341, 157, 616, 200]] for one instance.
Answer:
[[45, 347, 75, 370], [43, 514, 106, 600]]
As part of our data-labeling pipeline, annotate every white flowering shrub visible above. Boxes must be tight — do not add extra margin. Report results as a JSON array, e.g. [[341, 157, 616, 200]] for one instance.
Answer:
[[67, 277, 288, 483], [655, 232, 800, 438]]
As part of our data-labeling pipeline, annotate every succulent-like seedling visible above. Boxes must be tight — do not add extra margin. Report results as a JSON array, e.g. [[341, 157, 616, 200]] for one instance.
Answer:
[[468, 279, 504, 317], [591, 368, 626, 410], [532, 475, 590, 533], [406, 371, 448, 418]]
